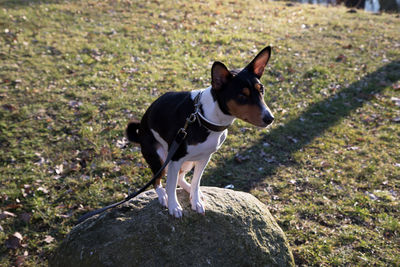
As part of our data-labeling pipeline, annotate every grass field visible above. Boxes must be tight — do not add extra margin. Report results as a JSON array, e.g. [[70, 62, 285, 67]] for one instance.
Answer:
[[1, 0, 399, 266]]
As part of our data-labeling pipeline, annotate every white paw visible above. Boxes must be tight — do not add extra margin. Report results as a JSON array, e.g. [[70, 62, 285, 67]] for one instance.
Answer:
[[191, 197, 205, 215], [168, 201, 183, 218], [181, 185, 204, 200], [155, 186, 168, 208]]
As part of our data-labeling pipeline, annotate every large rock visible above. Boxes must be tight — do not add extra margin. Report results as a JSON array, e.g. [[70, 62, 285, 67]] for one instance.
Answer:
[[51, 187, 294, 267]]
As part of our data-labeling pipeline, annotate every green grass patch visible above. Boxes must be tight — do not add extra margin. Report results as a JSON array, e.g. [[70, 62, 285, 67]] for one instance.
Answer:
[[1, 0, 399, 266]]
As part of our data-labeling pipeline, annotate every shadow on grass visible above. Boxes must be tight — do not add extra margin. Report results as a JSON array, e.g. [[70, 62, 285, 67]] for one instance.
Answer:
[[204, 60, 400, 191], [0, 0, 71, 8]]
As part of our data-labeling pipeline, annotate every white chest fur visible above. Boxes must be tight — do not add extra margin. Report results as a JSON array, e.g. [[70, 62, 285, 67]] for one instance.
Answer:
[[185, 130, 227, 161]]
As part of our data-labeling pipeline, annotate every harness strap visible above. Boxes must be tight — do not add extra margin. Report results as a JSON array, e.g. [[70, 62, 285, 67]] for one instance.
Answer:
[[196, 112, 230, 132], [194, 91, 231, 132]]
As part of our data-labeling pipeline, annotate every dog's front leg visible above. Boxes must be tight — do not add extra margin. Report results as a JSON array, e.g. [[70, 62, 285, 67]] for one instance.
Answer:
[[190, 156, 211, 214], [166, 160, 183, 218]]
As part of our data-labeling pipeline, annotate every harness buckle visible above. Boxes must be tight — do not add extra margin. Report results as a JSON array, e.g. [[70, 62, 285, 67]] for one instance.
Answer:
[[188, 113, 196, 123], [177, 128, 187, 141]]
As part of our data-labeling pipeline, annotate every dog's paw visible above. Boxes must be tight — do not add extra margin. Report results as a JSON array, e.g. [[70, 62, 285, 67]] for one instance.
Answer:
[[168, 201, 183, 218], [191, 197, 205, 215], [155, 186, 168, 208]]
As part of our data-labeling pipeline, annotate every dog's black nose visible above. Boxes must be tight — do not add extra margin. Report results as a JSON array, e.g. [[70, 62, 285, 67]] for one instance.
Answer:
[[263, 114, 274, 125]]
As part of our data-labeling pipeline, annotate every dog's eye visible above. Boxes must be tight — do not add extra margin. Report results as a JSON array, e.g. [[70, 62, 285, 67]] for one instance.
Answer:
[[238, 93, 248, 99], [239, 88, 250, 99]]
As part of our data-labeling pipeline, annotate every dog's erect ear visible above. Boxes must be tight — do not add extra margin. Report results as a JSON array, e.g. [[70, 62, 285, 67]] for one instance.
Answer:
[[211, 61, 232, 90], [245, 46, 271, 79]]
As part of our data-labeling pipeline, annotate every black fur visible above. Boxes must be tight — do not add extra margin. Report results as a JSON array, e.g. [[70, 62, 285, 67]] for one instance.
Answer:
[[139, 92, 211, 161], [126, 120, 140, 142]]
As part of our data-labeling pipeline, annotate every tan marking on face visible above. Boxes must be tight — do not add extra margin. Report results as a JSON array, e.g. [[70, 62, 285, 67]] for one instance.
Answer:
[[227, 99, 265, 127], [242, 87, 250, 97]]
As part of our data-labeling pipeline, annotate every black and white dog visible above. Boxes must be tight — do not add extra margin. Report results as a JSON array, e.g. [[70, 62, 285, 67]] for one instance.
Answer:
[[126, 46, 274, 218]]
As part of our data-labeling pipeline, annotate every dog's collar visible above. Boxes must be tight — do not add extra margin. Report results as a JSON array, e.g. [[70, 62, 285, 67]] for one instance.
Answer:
[[194, 92, 231, 132]]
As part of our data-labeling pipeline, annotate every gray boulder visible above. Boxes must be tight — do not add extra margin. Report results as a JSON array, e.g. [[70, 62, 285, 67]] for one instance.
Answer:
[[50, 187, 294, 267]]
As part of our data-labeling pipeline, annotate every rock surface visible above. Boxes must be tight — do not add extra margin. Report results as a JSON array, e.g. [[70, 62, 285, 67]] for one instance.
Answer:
[[50, 187, 294, 267]]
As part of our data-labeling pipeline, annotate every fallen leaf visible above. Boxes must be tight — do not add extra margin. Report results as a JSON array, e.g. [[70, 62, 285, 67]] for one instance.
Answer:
[[0, 211, 16, 220], [335, 54, 347, 62], [2, 103, 17, 111], [390, 97, 400, 107], [55, 164, 63, 174], [44, 235, 54, 244], [21, 184, 32, 198], [263, 142, 271, 147], [234, 153, 250, 163], [365, 191, 378, 201], [68, 100, 82, 108], [3, 203, 22, 210], [37, 186, 49, 194], [14, 232, 23, 240], [347, 146, 359, 151], [321, 161, 331, 168], [34, 154, 46, 166], [116, 137, 129, 148], [21, 188, 27, 198]]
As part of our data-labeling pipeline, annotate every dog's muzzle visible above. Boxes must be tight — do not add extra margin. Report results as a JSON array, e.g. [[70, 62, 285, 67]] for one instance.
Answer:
[[262, 113, 274, 125], [261, 109, 274, 126]]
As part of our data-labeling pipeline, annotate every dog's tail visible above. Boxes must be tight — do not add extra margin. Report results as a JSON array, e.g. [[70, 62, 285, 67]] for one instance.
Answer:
[[126, 119, 141, 143]]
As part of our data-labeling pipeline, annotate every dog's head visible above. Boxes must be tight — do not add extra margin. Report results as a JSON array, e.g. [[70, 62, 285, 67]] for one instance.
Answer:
[[211, 46, 274, 127]]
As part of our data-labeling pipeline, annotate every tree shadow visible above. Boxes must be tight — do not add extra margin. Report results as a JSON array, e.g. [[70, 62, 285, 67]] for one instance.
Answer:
[[204, 60, 400, 191], [0, 0, 69, 9]]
